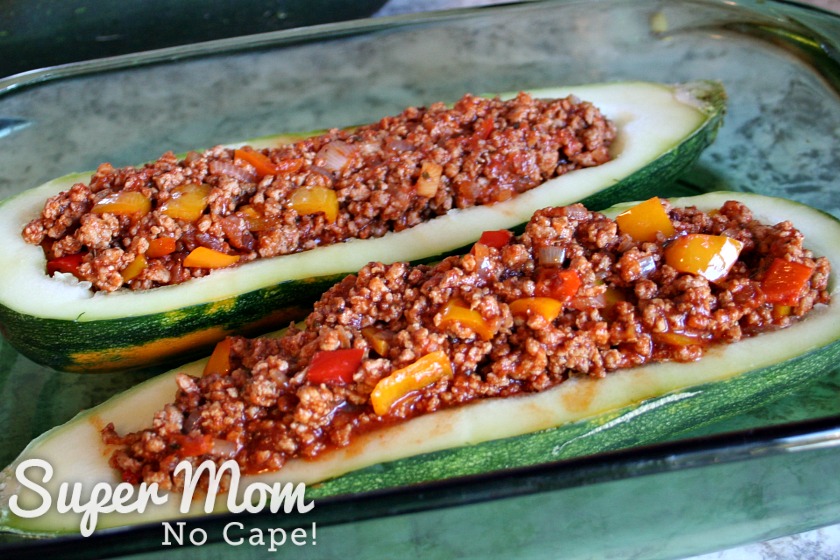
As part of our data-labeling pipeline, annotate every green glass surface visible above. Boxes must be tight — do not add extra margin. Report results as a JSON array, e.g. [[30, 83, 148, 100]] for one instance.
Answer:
[[0, 0, 838, 558]]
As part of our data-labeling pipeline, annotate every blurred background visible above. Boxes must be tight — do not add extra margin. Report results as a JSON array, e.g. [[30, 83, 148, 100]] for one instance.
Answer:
[[1, 0, 838, 78]]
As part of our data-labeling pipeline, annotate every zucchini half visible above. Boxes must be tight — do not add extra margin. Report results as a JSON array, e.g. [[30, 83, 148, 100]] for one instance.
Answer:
[[0, 81, 725, 372], [1, 191, 838, 536]]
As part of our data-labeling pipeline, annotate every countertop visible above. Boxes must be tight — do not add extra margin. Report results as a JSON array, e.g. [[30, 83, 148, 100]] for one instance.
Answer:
[[372, 1, 840, 559]]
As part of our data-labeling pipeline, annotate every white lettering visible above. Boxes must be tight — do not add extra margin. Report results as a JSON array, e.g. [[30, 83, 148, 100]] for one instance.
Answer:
[[240, 481, 268, 514], [162, 521, 185, 545], [134, 482, 169, 512], [79, 483, 111, 536], [10, 458, 314, 539], [175, 459, 237, 513], [190, 527, 208, 546], [56, 480, 84, 514], [249, 527, 265, 546], [12, 458, 166, 536], [8, 459, 52, 518], [173, 460, 314, 516], [269, 481, 314, 514], [291, 526, 308, 546], [268, 528, 287, 551], [223, 521, 244, 545]]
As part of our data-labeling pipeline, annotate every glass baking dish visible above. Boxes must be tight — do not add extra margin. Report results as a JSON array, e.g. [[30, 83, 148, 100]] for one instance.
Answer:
[[0, 0, 838, 558]]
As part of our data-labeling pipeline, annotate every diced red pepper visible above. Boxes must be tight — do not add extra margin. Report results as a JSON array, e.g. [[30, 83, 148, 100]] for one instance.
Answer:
[[171, 434, 214, 457], [46, 253, 85, 277], [467, 117, 495, 150], [477, 229, 513, 249], [762, 258, 813, 305], [475, 116, 494, 139], [535, 268, 582, 301], [307, 348, 365, 385], [203, 337, 233, 377]]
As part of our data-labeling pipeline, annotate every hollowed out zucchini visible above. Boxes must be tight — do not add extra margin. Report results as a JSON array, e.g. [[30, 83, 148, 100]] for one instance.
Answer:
[[0, 81, 725, 372], [1, 191, 837, 536]]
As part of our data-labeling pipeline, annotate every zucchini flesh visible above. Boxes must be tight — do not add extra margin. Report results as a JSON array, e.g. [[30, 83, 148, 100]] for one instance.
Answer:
[[1, 191, 837, 536], [0, 81, 725, 372]]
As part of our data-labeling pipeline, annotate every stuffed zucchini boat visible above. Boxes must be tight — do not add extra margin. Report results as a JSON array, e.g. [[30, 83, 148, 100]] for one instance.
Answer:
[[1, 191, 837, 536], [0, 80, 725, 372]]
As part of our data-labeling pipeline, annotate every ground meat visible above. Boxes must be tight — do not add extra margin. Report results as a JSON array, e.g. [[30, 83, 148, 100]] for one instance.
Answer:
[[24, 92, 616, 292], [103, 199, 832, 491]]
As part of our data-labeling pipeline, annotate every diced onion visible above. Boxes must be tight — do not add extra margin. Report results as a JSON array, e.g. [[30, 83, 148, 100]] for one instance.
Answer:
[[562, 205, 589, 220], [184, 410, 201, 432], [386, 138, 414, 153], [538, 246, 566, 266], [209, 159, 258, 183], [472, 242, 494, 280], [637, 254, 657, 277], [212, 438, 240, 458], [309, 165, 334, 182], [317, 140, 357, 173]]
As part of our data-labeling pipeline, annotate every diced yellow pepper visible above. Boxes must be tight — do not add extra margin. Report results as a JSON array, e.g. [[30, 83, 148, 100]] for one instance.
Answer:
[[664, 234, 744, 282], [238, 205, 271, 231], [160, 183, 212, 222], [290, 185, 339, 223], [772, 304, 792, 320], [91, 191, 152, 216], [121, 254, 147, 282], [370, 350, 453, 416], [653, 331, 707, 347], [509, 297, 563, 323], [362, 326, 391, 357], [183, 247, 240, 268], [615, 197, 676, 242], [438, 297, 495, 341]]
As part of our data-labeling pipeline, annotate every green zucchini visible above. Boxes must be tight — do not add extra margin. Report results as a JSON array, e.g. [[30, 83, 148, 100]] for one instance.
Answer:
[[0, 81, 726, 373], [1, 191, 837, 536]]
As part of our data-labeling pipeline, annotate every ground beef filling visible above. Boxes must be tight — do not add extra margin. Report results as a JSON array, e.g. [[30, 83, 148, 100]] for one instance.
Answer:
[[103, 200, 831, 490], [22, 92, 615, 292]]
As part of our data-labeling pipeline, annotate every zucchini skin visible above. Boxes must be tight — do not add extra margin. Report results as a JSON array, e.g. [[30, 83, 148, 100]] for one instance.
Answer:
[[0, 82, 726, 372], [0, 191, 837, 535], [0, 273, 346, 373], [310, 341, 840, 498]]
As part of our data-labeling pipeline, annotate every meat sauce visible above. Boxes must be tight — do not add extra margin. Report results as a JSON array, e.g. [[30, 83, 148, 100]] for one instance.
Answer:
[[102, 198, 832, 490], [23, 92, 615, 292]]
